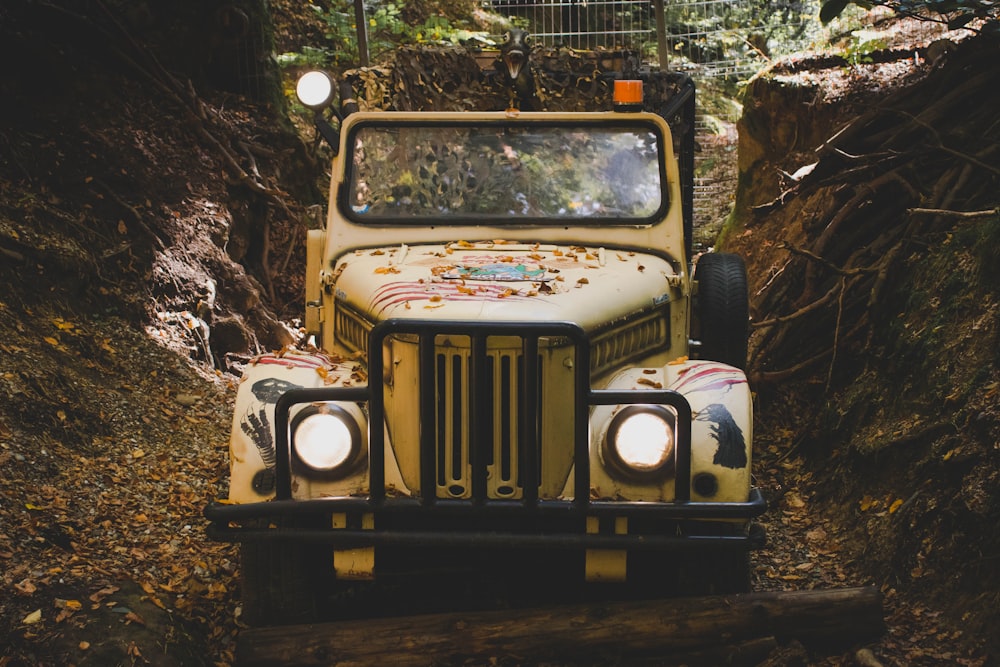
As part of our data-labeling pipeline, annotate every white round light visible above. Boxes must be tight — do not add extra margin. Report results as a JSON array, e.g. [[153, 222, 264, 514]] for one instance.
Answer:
[[603, 406, 677, 481], [296, 71, 335, 110], [614, 411, 674, 470], [294, 412, 355, 471]]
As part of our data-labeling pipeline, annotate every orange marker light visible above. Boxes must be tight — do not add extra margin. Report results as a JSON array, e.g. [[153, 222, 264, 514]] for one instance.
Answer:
[[613, 80, 643, 111]]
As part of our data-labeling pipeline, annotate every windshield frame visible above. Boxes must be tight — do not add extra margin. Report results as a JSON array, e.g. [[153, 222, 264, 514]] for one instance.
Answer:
[[338, 117, 670, 227]]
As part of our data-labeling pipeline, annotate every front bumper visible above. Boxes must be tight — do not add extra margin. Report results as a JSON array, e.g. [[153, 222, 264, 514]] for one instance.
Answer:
[[204, 490, 767, 551]]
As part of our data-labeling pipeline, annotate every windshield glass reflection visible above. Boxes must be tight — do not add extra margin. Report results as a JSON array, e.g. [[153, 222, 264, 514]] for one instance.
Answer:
[[345, 122, 665, 223]]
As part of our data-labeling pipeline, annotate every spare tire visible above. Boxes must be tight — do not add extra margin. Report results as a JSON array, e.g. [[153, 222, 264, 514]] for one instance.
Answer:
[[695, 252, 749, 370]]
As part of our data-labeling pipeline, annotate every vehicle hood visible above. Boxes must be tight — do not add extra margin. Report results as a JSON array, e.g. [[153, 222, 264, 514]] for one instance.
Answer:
[[332, 243, 678, 330]]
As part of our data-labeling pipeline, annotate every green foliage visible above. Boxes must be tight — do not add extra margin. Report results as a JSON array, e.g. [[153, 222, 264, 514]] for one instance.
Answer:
[[276, 45, 336, 69], [842, 31, 888, 64], [819, 0, 999, 32], [659, 0, 823, 78], [282, 0, 490, 71]]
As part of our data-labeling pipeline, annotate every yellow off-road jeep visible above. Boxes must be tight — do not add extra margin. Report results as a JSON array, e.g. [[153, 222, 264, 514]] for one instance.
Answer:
[[205, 68, 765, 625]]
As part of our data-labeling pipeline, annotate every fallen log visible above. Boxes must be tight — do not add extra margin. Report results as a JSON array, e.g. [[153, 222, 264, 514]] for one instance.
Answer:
[[235, 586, 884, 666]]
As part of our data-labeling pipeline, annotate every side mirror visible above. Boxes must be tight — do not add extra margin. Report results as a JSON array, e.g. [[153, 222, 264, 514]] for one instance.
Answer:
[[296, 71, 340, 151]]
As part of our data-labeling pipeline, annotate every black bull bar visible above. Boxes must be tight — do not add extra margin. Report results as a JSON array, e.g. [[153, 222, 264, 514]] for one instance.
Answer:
[[205, 319, 767, 550]]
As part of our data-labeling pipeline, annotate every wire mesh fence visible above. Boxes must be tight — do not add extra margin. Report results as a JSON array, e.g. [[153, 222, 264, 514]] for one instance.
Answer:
[[486, 0, 819, 79]]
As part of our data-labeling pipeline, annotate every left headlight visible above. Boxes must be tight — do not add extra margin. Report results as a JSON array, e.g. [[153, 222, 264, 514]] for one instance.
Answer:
[[291, 404, 365, 478], [602, 405, 676, 481]]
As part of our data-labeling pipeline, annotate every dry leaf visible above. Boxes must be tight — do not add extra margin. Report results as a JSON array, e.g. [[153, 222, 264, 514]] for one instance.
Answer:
[[785, 492, 806, 509], [89, 585, 119, 603], [14, 579, 37, 595], [125, 611, 146, 626]]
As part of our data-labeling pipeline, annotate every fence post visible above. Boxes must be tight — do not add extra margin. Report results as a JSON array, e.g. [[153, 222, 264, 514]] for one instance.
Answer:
[[353, 0, 370, 67], [652, 0, 670, 70]]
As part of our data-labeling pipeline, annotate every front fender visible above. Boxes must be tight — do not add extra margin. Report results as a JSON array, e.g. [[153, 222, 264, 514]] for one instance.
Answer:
[[227, 349, 363, 503], [588, 360, 752, 502]]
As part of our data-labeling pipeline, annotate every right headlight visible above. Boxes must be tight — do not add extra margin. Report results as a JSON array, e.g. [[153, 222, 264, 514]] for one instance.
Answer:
[[290, 403, 365, 478], [602, 405, 677, 481]]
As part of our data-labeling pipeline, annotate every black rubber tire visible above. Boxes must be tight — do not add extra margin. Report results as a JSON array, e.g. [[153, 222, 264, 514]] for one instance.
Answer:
[[239, 517, 332, 626], [695, 252, 749, 370]]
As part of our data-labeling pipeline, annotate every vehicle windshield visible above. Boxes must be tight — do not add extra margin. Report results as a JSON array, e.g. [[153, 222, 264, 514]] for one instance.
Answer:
[[342, 120, 667, 224]]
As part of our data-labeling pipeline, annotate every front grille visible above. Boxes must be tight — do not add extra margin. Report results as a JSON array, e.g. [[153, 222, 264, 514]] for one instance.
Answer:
[[433, 344, 542, 500], [366, 321, 587, 506]]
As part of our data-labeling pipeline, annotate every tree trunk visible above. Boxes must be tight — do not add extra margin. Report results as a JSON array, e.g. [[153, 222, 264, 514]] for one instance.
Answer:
[[236, 586, 885, 666]]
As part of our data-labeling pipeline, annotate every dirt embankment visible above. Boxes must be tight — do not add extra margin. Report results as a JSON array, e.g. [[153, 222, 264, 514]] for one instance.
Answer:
[[0, 1, 315, 663], [723, 22, 1000, 663]]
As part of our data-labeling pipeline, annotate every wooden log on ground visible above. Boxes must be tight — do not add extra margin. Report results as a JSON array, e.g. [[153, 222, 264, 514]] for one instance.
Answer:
[[235, 586, 884, 666]]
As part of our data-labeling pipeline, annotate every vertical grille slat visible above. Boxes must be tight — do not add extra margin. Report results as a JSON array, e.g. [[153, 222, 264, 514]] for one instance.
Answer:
[[450, 354, 463, 486], [500, 355, 513, 482], [520, 337, 540, 505], [436, 353, 446, 487], [419, 332, 438, 506], [469, 335, 489, 502]]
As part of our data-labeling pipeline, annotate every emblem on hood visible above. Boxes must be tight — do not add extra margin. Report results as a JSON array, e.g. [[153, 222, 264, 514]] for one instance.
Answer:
[[443, 262, 550, 282]]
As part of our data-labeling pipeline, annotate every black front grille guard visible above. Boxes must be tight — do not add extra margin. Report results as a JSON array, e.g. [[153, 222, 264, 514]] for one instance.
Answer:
[[205, 319, 767, 550]]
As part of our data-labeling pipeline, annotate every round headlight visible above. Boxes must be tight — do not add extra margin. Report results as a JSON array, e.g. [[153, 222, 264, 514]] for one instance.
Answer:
[[603, 405, 676, 481], [291, 404, 363, 477], [296, 71, 335, 110]]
